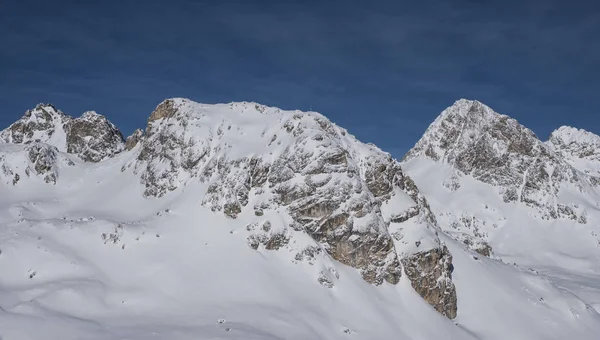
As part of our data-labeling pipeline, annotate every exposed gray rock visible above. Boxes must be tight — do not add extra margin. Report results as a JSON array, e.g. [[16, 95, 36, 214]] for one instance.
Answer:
[[27, 144, 60, 184], [404, 99, 594, 222], [129, 99, 446, 288], [1, 104, 125, 162], [125, 129, 144, 150], [147, 99, 178, 135], [451, 232, 493, 257], [0, 143, 74, 185], [1, 98, 461, 319], [402, 245, 457, 319], [318, 269, 337, 288], [66, 111, 125, 162], [1, 104, 69, 145]]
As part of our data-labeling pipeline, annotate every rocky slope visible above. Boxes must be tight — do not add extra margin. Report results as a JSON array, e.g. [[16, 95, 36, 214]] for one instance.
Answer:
[[402, 99, 600, 262], [1, 104, 125, 162], [127, 98, 456, 316], [403, 99, 597, 221], [1, 99, 457, 319], [0, 143, 74, 185], [2, 98, 600, 339], [547, 126, 600, 177]]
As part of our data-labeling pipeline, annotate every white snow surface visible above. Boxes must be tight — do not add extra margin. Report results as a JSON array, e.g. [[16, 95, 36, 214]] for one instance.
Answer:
[[1, 99, 600, 339], [0, 104, 70, 150], [402, 99, 600, 339], [0, 104, 125, 162], [547, 125, 600, 176]]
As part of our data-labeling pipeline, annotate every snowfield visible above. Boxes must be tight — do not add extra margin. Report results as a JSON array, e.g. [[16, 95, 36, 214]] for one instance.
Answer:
[[1, 99, 600, 339]]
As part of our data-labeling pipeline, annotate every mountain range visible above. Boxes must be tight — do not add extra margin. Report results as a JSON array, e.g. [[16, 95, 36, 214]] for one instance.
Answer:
[[1, 98, 599, 339]]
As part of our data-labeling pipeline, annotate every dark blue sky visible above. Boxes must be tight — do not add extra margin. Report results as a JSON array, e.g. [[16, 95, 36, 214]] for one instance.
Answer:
[[1, 0, 599, 158]]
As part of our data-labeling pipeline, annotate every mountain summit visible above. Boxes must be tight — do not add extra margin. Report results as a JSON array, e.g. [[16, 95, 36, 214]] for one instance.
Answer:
[[402, 99, 600, 338], [1, 98, 599, 339], [547, 125, 600, 176], [404, 99, 598, 219], [1, 104, 125, 162]]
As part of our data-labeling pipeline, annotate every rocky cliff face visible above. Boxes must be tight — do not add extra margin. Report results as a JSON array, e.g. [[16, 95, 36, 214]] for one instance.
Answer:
[[401, 99, 600, 263], [125, 129, 144, 150], [120, 98, 457, 315], [1, 104, 125, 162], [0, 104, 70, 147], [66, 111, 125, 162], [402, 245, 456, 318], [1, 98, 458, 319]]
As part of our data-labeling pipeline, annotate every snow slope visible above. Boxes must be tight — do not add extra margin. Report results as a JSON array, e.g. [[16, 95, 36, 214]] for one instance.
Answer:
[[1, 99, 600, 339], [402, 99, 600, 334], [547, 125, 600, 176]]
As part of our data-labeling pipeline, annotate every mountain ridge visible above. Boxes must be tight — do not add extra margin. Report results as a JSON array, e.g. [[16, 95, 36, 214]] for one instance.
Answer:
[[1, 98, 459, 318], [1, 98, 600, 339]]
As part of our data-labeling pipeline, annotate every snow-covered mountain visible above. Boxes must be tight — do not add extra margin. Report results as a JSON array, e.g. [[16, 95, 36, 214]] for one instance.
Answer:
[[1, 99, 600, 339], [547, 125, 600, 176], [1, 103, 125, 162], [402, 98, 600, 336]]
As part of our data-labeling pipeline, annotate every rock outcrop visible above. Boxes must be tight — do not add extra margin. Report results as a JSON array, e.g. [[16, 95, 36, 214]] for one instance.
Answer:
[[125, 129, 144, 150], [1, 104, 125, 162], [0, 143, 74, 185], [66, 111, 125, 162], [402, 245, 457, 319], [0, 104, 70, 146], [1, 98, 459, 319], [403, 99, 595, 221], [547, 126, 600, 177]]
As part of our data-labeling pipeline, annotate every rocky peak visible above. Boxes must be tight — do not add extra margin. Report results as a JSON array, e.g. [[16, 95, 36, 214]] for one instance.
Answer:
[[1, 103, 70, 146], [121, 98, 457, 317], [403, 99, 595, 221], [1, 105, 125, 162], [403, 99, 543, 165], [148, 99, 178, 122], [547, 126, 600, 176], [0, 142, 75, 186], [66, 111, 125, 162]]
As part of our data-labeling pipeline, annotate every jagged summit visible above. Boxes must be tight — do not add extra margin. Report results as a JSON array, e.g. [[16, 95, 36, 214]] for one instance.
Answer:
[[122, 98, 457, 315], [65, 110, 125, 162], [1, 103, 70, 147], [403, 99, 598, 221], [146, 98, 319, 125], [400, 98, 600, 288], [2, 97, 600, 339], [403, 98, 542, 165], [1, 104, 125, 162], [81, 110, 103, 120], [1, 97, 458, 318]]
